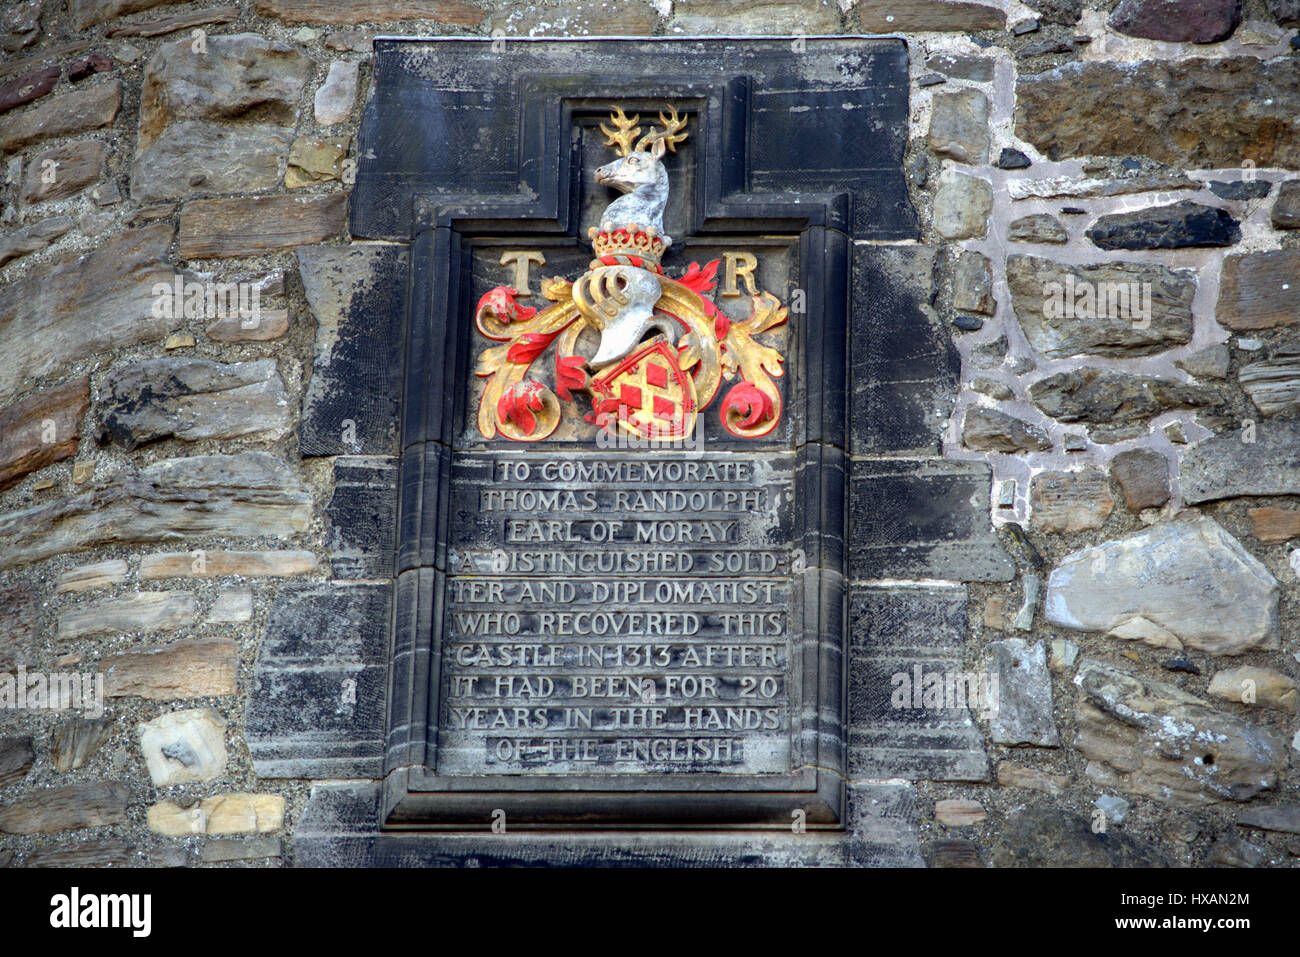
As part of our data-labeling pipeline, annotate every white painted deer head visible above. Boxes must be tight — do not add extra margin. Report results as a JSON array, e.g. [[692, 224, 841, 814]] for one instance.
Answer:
[[593, 106, 688, 238]]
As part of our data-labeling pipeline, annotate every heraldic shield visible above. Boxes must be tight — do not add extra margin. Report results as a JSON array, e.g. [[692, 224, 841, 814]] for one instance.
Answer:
[[590, 335, 698, 440]]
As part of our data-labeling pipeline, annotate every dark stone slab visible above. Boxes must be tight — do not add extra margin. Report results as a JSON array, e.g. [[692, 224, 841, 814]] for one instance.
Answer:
[[1108, 0, 1241, 43], [850, 245, 960, 455], [297, 244, 408, 456], [325, 456, 398, 580], [998, 148, 1031, 169], [351, 37, 916, 243], [1085, 201, 1240, 250], [849, 459, 1014, 582], [292, 779, 922, 867], [847, 583, 989, 782], [246, 581, 390, 779], [1209, 180, 1272, 201]]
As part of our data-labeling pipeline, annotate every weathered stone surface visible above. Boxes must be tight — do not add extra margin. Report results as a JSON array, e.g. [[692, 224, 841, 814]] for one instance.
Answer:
[[102, 637, 238, 699], [997, 762, 1068, 794], [0, 378, 89, 494], [1238, 804, 1300, 834], [56, 559, 128, 594], [1249, 506, 1300, 545], [324, 458, 396, 580], [147, 793, 284, 836], [1208, 667, 1298, 713], [1208, 179, 1272, 201], [247, 581, 388, 778], [206, 308, 290, 342], [19, 140, 106, 205], [315, 59, 358, 127], [138, 707, 227, 785], [1016, 38, 1072, 57], [1007, 171, 1195, 201], [1240, 356, 1300, 416], [927, 89, 989, 165], [0, 215, 73, 267], [1268, 0, 1300, 25], [286, 135, 345, 188], [1210, 835, 1268, 867], [24, 839, 138, 868], [962, 406, 1052, 453], [992, 807, 1169, 867], [985, 639, 1059, 747], [179, 194, 347, 259], [925, 839, 979, 867], [0, 224, 178, 405], [0, 736, 34, 788], [851, 461, 1015, 582], [1108, 0, 1242, 43], [1108, 448, 1170, 512], [0, 66, 58, 115], [201, 835, 283, 863], [1176, 344, 1230, 380], [104, 4, 239, 37], [141, 549, 317, 580], [1218, 251, 1300, 330], [848, 583, 990, 782], [1008, 214, 1066, 244], [256, 0, 484, 24], [1030, 468, 1113, 533], [933, 171, 991, 240], [2, 2, 42, 53], [1016, 59, 1300, 169], [1045, 516, 1279, 654], [0, 80, 121, 154], [1022, 0, 1080, 23], [855, 0, 1005, 31], [0, 582, 37, 669], [934, 799, 985, 826], [1273, 180, 1300, 229], [1029, 368, 1218, 426], [136, 124, 295, 204], [1075, 658, 1288, 804], [971, 378, 1013, 401], [133, 34, 311, 202], [1086, 201, 1240, 250], [0, 452, 313, 572], [851, 245, 959, 455], [298, 244, 407, 456], [0, 781, 128, 834], [71, 0, 186, 29], [970, 336, 1007, 370], [1006, 255, 1196, 359], [671, 0, 836, 33], [925, 54, 993, 81], [1181, 422, 1300, 503], [50, 718, 113, 772], [208, 590, 253, 623], [952, 250, 993, 316], [58, 591, 197, 641], [66, 54, 113, 84], [0, 41, 91, 82], [101, 357, 291, 450]]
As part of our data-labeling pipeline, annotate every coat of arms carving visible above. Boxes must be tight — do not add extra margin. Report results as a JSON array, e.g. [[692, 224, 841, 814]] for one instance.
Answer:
[[472, 105, 790, 444]]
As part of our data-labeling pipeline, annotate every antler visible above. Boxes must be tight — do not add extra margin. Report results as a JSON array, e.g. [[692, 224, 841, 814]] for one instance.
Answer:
[[599, 106, 642, 157], [636, 104, 689, 154]]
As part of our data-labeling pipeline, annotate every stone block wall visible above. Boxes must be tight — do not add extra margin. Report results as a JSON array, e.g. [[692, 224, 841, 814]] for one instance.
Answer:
[[1, 0, 1299, 868]]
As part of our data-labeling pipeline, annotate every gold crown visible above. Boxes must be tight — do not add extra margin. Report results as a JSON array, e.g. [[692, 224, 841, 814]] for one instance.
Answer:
[[587, 224, 669, 269]]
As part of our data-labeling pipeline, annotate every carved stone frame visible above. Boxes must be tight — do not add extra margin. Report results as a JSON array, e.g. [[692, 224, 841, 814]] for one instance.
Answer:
[[358, 37, 913, 830]]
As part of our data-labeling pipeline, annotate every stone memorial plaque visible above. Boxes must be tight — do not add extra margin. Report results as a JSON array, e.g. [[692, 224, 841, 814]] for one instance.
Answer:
[[361, 36, 915, 829]]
